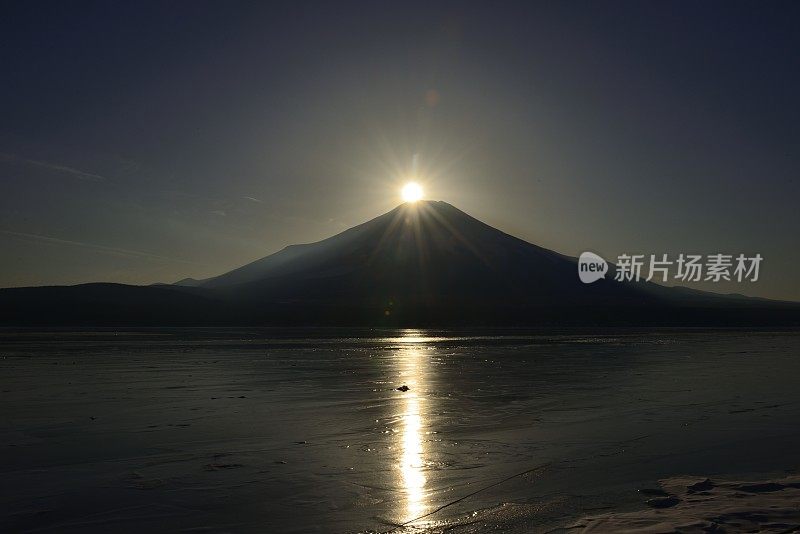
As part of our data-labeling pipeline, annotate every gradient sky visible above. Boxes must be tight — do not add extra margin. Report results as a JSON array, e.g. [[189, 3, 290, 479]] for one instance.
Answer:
[[2, 1, 799, 300]]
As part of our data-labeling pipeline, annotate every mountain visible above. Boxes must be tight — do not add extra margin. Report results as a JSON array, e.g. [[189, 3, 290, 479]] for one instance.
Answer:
[[199, 201, 647, 304], [1, 201, 798, 326]]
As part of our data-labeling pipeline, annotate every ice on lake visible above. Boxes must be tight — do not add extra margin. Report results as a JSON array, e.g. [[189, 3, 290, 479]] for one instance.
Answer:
[[1, 328, 799, 532]]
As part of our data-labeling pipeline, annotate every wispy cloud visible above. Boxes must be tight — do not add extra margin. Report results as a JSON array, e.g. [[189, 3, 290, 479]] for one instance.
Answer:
[[243, 196, 263, 203], [1, 230, 206, 266], [0, 152, 107, 182]]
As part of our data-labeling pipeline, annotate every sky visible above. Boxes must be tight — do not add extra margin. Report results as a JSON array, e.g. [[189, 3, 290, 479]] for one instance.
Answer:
[[1, 1, 799, 300]]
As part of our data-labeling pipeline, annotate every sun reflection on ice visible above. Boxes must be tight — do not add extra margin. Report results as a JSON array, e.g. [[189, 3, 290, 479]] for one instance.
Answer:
[[401, 383, 426, 519], [398, 330, 429, 521]]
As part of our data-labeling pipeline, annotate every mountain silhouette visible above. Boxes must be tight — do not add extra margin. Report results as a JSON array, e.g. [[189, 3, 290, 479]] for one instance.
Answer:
[[195, 201, 646, 305], [1, 201, 797, 326]]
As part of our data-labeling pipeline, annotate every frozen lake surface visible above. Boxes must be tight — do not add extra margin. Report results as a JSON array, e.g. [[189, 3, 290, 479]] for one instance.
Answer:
[[1, 328, 799, 532]]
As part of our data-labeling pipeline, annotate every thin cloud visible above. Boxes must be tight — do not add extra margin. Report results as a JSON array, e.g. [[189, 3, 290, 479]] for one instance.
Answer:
[[1, 230, 206, 266], [243, 196, 263, 203], [0, 152, 107, 182]]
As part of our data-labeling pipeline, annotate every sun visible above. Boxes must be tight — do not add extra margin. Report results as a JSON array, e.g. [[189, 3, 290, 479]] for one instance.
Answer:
[[401, 182, 423, 202]]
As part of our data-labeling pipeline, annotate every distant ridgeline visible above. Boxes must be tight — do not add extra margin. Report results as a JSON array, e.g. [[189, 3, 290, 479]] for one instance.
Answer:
[[1, 201, 798, 326]]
